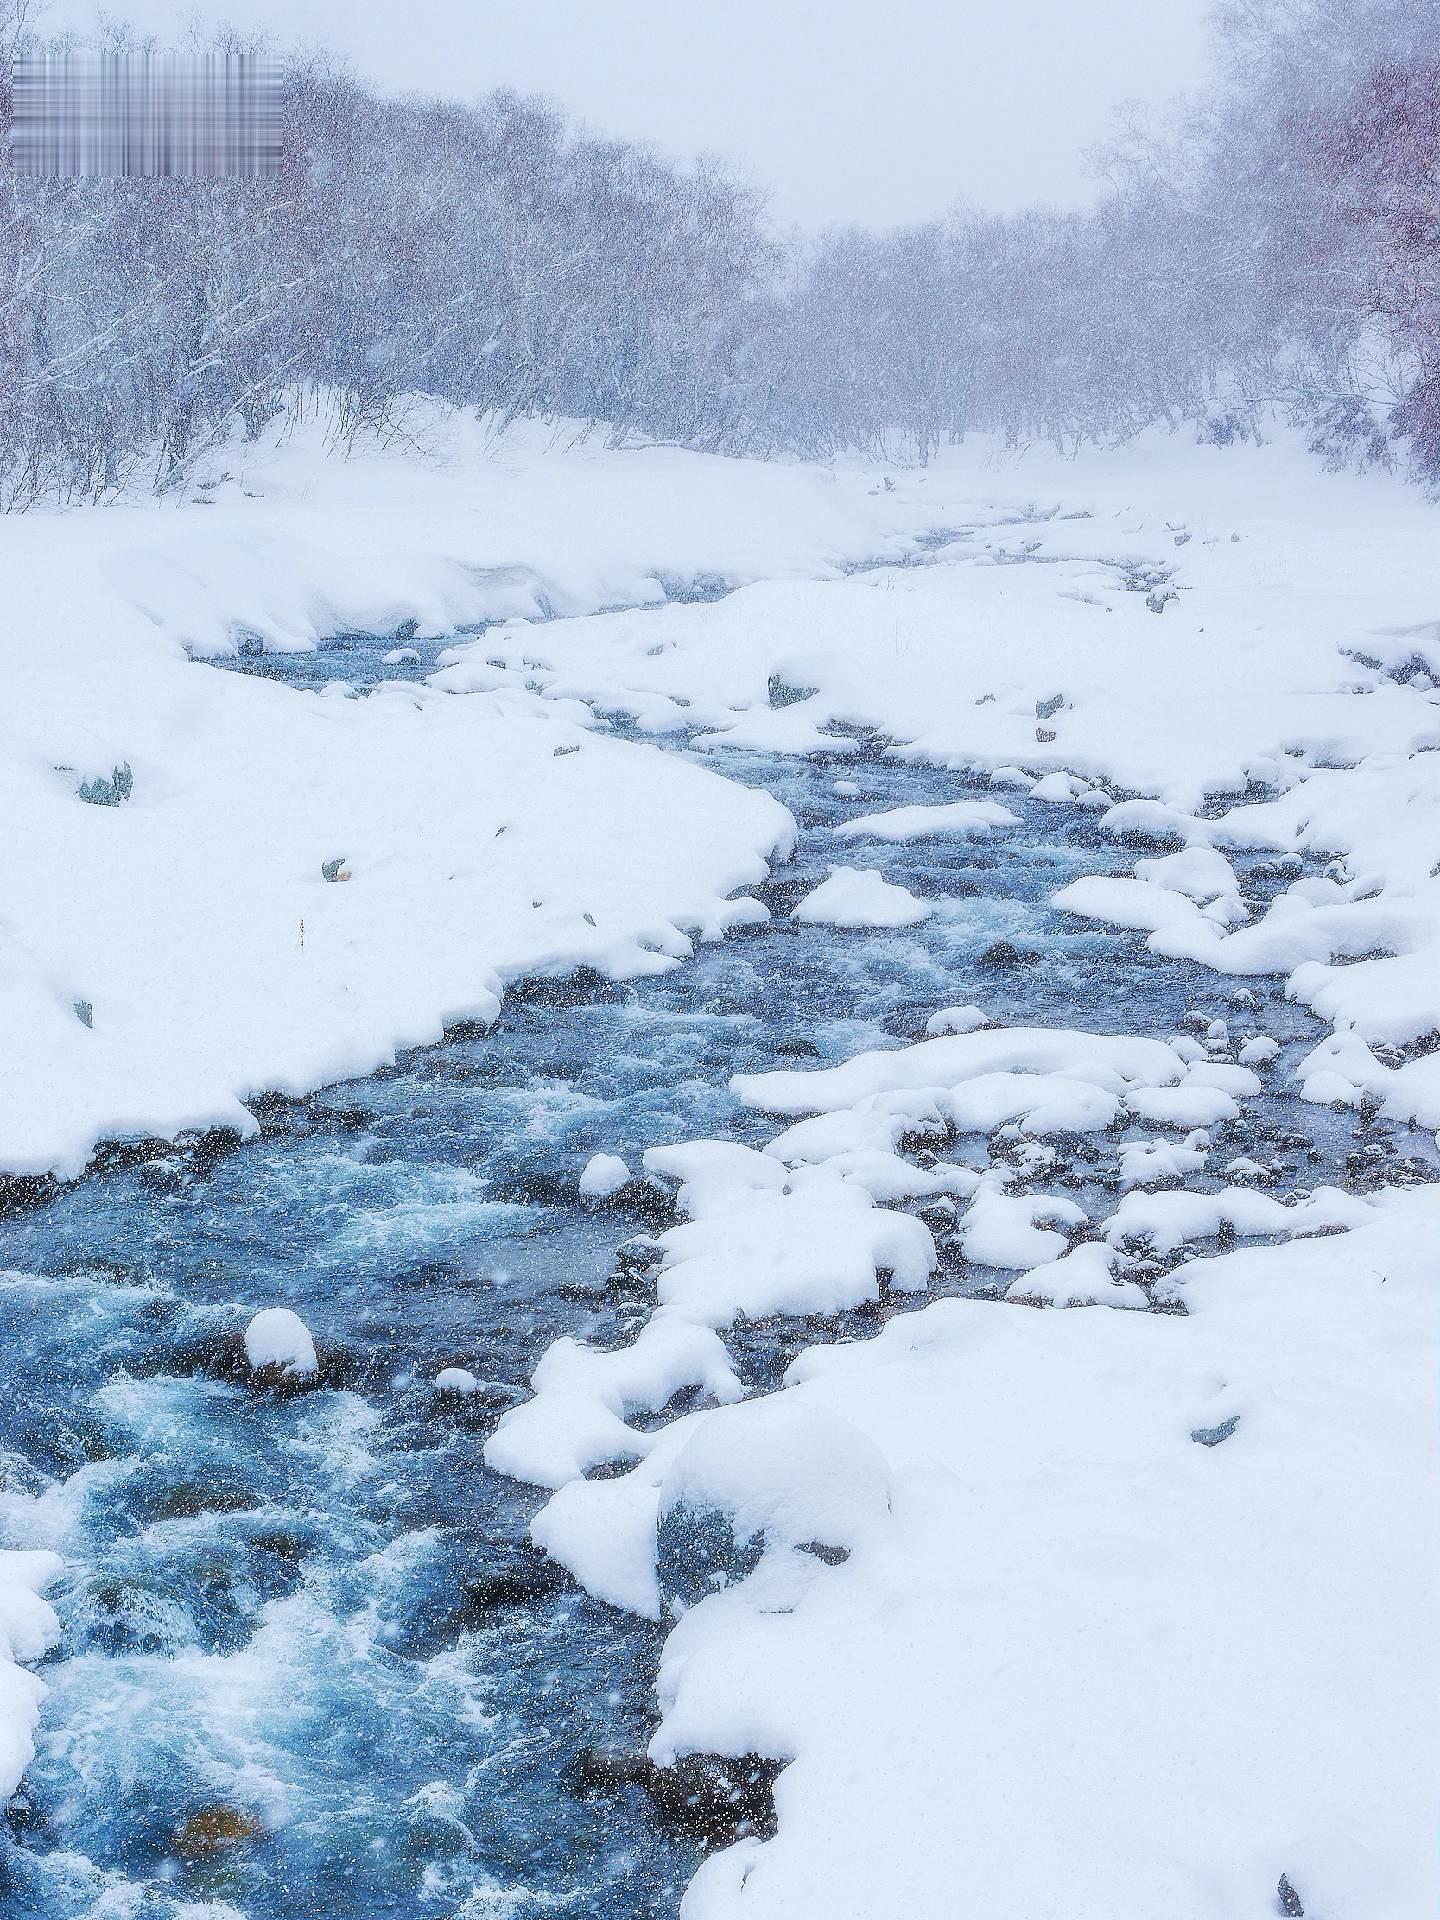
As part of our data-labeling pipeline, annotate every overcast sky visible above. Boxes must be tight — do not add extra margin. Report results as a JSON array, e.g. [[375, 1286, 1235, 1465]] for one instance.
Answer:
[[43, 0, 1216, 227]]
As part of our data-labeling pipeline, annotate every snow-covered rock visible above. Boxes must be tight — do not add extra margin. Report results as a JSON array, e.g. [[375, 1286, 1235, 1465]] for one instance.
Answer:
[[433, 1367, 480, 1395], [833, 799, 1018, 842], [0, 1551, 63, 1802], [791, 867, 933, 929], [244, 1307, 318, 1377], [578, 1152, 632, 1200], [655, 1396, 889, 1614]]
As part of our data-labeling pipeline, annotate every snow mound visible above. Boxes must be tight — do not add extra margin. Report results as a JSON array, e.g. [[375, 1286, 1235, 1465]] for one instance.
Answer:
[[656, 1395, 890, 1613], [833, 799, 1019, 842], [649, 1193, 1440, 1920], [0, 1551, 63, 1802], [733, 1025, 1182, 1118], [244, 1307, 318, 1376], [578, 1152, 632, 1199], [791, 867, 933, 928], [434, 1367, 480, 1394]]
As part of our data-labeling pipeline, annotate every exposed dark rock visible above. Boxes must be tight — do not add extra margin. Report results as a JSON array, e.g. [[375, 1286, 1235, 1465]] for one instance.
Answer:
[[612, 1234, 667, 1280], [1190, 1416, 1241, 1448], [138, 1156, 189, 1195], [568, 1747, 783, 1848], [977, 940, 1037, 970], [580, 1176, 676, 1233], [914, 1197, 959, 1233], [1276, 1872, 1305, 1916], [456, 1551, 571, 1620], [0, 1172, 61, 1217], [752, 873, 826, 918], [796, 1540, 850, 1566], [767, 674, 819, 708], [149, 1482, 263, 1521], [647, 1753, 783, 1845], [556, 1281, 611, 1307], [172, 1805, 264, 1860], [507, 966, 626, 1009], [194, 1330, 349, 1397], [657, 1500, 765, 1612]]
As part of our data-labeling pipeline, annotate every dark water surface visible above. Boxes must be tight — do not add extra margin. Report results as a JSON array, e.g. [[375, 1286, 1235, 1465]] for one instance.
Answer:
[[1, 720, 1430, 1918]]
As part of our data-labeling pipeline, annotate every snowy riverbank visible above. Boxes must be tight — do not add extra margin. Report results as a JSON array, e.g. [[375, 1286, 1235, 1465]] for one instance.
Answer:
[[2, 412, 1438, 1913]]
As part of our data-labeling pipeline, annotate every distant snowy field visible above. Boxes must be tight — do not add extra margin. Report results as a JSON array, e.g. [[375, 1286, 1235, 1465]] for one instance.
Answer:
[[2, 407, 1437, 1911]]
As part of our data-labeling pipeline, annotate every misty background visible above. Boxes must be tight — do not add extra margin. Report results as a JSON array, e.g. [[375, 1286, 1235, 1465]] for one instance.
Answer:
[[1, 0, 1437, 504]]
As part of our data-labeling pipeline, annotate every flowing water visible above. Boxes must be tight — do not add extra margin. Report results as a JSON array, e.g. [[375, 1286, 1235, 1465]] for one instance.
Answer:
[[1, 683, 1433, 1918]]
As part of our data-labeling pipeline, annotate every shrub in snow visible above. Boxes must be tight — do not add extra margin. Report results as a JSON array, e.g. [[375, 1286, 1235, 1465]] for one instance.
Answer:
[[655, 1395, 889, 1614], [76, 762, 133, 806], [320, 857, 351, 883], [72, 999, 93, 1029], [244, 1307, 317, 1378]]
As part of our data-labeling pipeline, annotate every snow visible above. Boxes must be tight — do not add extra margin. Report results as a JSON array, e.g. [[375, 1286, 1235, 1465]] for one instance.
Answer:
[[427, 427, 1440, 1139], [5, 417, 1440, 1909], [10, 419, 1440, 1168], [433, 1367, 481, 1395], [832, 798, 1019, 842], [0, 1551, 62, 1801], [1, 414, 854, 1182], [486, 1316, 745, 1490], [790, 866, 933, 928], [733, 1026, 1184, 1119], [658, 1192, 1439, 1920], [923, 1004, 987, 1036], [499, 986, 1437, 1917], [578, 1152, 633, 1199], [656, 1395, 891, 1603], [243, 1307, 318, 1376]]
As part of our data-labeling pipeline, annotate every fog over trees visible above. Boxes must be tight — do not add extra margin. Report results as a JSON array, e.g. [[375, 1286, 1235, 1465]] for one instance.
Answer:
[[0, 0, 1436, 505]]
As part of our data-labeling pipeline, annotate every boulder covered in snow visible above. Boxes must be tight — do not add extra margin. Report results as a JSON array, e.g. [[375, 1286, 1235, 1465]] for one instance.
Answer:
[[244, 1307, 318, 1379], [434, 1367, 480, 1395], [792, 865, 933, 929], [656, 1394, 889, 1614], [578, 1152, 632, 1201]]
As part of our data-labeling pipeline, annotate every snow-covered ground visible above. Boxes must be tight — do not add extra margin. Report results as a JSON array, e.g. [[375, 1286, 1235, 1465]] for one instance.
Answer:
[[3, 408, 912, 1184], [436, 431, 1440, 1126], [492, 1017, 1435, 1918], [3, 409, 1438, 1910]]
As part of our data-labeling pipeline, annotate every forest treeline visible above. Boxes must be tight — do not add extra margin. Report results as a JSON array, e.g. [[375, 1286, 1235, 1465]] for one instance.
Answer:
[[0, 0, 1436, 505]]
